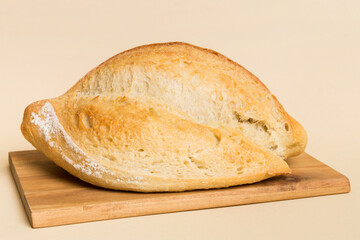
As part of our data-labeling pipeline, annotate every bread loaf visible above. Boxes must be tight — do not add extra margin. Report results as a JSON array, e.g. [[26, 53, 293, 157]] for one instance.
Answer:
[[21, 42, 307, 192]]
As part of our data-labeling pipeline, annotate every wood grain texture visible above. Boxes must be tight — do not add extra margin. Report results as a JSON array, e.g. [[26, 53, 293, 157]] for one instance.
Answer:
[[9, 150, 350, 228]]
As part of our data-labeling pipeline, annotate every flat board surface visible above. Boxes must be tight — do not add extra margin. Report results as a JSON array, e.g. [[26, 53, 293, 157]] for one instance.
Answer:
[[9, 150, 350, 228]]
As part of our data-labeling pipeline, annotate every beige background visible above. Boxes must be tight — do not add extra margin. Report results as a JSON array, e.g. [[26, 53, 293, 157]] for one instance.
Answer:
[[1, 0, 359, 239]]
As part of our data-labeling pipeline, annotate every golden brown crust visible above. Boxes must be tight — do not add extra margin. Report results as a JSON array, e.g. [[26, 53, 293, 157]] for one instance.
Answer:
[[65, 42, 270, 96], [21, 42, 307, 192]]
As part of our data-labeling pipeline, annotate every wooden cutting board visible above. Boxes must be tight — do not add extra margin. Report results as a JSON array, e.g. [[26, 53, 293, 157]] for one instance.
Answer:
[[9, 150, 350, 228]]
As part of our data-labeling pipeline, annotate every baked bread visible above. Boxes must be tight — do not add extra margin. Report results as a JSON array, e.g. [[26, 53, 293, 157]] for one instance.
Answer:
[[21, 42, 307, 192]]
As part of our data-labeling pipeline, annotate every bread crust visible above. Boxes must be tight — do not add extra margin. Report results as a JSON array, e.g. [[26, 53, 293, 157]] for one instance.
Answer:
[[21, 42, 307, 192]]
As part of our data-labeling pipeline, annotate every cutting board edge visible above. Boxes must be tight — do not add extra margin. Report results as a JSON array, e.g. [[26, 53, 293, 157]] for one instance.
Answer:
[[29, 173, 350, 228], [29, 185, 350, 228], [9, 153, 34, 228]]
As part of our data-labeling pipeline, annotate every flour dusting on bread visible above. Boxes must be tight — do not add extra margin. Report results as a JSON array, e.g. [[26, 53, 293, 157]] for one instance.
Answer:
[[30, 101, 114, 178]]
